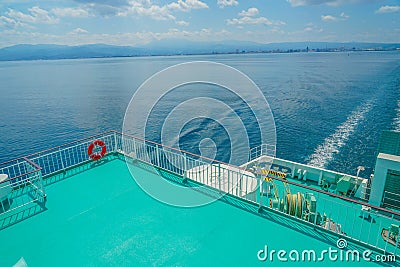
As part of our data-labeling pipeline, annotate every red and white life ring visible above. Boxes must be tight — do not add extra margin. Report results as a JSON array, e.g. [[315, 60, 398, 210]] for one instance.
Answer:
[[88, 140, 106, 160]]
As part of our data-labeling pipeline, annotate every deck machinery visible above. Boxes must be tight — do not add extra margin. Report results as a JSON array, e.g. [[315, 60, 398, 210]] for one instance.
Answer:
[[250, 161, 333, 230]]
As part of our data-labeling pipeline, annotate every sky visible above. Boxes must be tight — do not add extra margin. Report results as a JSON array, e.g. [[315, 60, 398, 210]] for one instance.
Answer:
[[0, 0, 399, 48]]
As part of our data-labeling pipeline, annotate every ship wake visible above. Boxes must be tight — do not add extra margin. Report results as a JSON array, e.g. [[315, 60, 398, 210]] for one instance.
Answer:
[[307, 99, 374, 168], [393, 99, 400, 132]]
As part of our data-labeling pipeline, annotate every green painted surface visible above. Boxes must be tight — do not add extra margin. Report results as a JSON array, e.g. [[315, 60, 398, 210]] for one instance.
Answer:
[[0, 158, 396, 266]]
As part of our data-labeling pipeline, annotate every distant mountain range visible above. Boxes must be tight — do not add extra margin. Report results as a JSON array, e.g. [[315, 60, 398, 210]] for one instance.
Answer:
[[0, 40, 399, 61]]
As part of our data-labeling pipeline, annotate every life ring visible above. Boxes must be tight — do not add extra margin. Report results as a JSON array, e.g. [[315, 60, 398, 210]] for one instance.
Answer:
[[88, 140, 106, 160], [269, 198, 273, 208]]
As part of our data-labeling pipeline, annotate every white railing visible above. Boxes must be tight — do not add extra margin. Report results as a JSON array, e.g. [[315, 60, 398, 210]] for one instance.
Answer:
[[0, 131, 400, 258], [249, 144, 276, 161], [29, 132, 116, 177], [0, 157, 44, 217], [117, 133, 257, 200]]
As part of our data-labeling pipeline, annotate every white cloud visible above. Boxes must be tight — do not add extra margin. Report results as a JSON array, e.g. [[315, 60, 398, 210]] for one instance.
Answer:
[[217, 0, 239, 8], [239, 8, 259, 17], [275, 20, 286, 26], [321, 12, 349, 21], [288, 0, 369, 7], [0, 15, 26, 28], [301, 23, 323, 32], [227, 8, 285, 27], [118, 0, 208, 21], [287, 23, 324, 38], [340, 12, 349, 19], [376, 5, 400, 14], [168, 0, 208, 12], [321, 15, 336, 21], [69, 27, 88, 34], [270, 26, 284, 34], [6, 6, 59, 24], [227, 16, 272, 25], [289, 0, 333, 6], [0, 27, 237, 48], [52, 7, 90, 18], [130, 5, 176, 20], [176, 20, 189, 26]]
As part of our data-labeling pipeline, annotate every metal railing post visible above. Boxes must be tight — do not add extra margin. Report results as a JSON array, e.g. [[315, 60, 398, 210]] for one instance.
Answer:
[[38, 171, 46, 198], [132, 139, 137, 159], [258, 174, 262, 209], [384, 214, 395, 253], [156, 145, 161, 167], [113, 131, 118, 152], [17, 160, 23, 179], [228, 168, 231, 195], [59, 148, 65, 171], [182, 153, 187, 182], [218, 162, 221, 193], [313, 193, 319, 228], [367, 210, 373, 243]]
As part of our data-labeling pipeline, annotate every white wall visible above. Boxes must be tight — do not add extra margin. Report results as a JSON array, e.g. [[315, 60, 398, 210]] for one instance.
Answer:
[[369, 153, 400, 206]]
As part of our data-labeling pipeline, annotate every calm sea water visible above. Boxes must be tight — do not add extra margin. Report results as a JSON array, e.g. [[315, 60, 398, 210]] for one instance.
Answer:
[[1, 52, 399, 177]]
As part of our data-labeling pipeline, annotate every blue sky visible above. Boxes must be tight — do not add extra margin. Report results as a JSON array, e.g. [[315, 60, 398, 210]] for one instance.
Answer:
[[0, 0, 399, 48]]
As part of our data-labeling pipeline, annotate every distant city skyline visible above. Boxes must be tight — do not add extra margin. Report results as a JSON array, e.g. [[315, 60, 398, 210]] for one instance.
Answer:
[[0, 0, 399, 48]]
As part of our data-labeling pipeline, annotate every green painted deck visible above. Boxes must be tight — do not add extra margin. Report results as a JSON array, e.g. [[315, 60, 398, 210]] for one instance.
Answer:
[[0, 157, 395, 266]]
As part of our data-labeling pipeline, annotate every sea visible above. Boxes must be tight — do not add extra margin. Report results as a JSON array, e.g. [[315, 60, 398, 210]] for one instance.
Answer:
[[1, 51, 400, 178]]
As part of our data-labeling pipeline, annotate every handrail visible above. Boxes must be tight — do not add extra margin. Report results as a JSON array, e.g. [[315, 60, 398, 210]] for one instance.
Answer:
[[0, 130, 246, 172], [115, 130, 247, 171], [116, 131, 400, 217], [0, 157, 42, 184], [0, 169, 41, 184], [250, 143, 367, 180], [0, 131, 116, 166], [1, 130, 400, 218], [23, 157, 42, 170], [267, 174, 400, 218], [1, 130, 400, 255]]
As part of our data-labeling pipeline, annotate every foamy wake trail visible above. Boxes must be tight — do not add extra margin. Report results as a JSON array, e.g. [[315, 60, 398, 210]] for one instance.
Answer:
[[307, 100, 374, 168], [393, 99, 400, 132]]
